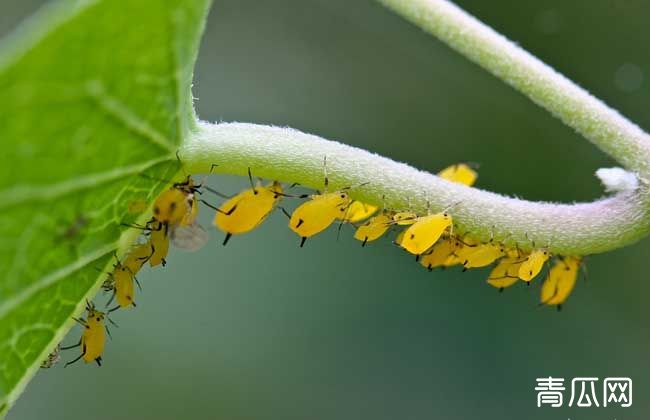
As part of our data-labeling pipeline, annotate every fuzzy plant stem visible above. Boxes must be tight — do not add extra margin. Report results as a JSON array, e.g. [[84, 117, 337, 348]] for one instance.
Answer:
[[376, 0, 650, 176], [183, 0, 650, 257], [181, 121, 650, 256]]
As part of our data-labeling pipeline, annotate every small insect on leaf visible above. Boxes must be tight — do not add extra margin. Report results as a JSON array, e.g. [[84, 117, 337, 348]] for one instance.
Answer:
[[353, 212, 393, 246], [400, 211, 453, 256], [437, 163, 478, 186], [419, 236, 457, 271], [518, 248, 551, 282], [487, 256, 524, 290], [338, 201, 378, 223], [288, 157, 359, 246], [152, 176, 201, 227], [213, 176, 284, 245], [61, 301, 107, 367], [461, 242, 506, 270], [392, 211, 418, 226], [148, 221, 170, 267], [540, 257, 581, 308]]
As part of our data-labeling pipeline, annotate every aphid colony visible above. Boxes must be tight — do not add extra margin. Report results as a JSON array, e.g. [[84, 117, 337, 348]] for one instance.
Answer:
[[47, 162, 583, 369]]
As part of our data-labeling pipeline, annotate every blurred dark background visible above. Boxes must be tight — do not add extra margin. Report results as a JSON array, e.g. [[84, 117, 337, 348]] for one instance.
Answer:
[[3, 0, 649, 419]]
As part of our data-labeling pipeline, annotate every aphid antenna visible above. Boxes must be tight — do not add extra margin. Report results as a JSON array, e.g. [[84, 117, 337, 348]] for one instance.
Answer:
[[203, 184, 232, 199], [442, 200, 463, 214], [199, 198, 235, 215], [279, 207, 292, 219], [105, 291, 116, 309], [339, 181, 371, 192]]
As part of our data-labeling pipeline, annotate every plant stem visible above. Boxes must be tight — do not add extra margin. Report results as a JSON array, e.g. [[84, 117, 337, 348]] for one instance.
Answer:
[[377, 0, 650, 177], [182, 121, 650, 256]]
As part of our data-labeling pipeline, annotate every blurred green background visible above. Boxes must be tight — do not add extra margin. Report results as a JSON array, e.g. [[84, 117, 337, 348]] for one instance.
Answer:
[[3, 0, 649, 419]]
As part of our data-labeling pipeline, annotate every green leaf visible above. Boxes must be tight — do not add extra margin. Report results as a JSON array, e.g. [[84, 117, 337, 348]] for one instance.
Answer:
[[0, 0, 210, 414]]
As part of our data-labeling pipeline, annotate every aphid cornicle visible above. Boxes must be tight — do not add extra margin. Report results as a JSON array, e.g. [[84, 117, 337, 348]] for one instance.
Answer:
[[214, 170, 284, 245], [353, 212, 393, 246], [289, 157, 358, 247], [438, 163, 478, 186], [399, 211, 453, 256], [540, 256, 581, 309], [61, 301, 107, 367]]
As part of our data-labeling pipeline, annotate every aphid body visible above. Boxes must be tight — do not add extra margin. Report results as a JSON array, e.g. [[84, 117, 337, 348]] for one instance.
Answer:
[[400, 211, 453, 256], [540, 257, 581, 308], [353, 212, 393, 246], [438, 163, 478, 186]]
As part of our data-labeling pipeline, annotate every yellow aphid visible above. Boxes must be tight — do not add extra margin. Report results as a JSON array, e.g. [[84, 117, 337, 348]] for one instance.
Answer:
[[112, 264, 136, 309], [353, 212, 392, 246], [62, 301, 107, 367], [215, 181, 283, 245], [487, 257, 524, 290], [438, 163, 478, 186], [339, 201, 378, 223], [289, 191, 351, 247], [461, 242, 506, 270], [392, 211, 418, 226], [540, 257, 581, 309], [152, 176, 199, 227], [444, 236, 477, 266], [400, 211, 453, 256], [518, 248, 551, 282], [419, 236, 456, 271], [149, 221, 170, 267], [123, 243, 154, 275]]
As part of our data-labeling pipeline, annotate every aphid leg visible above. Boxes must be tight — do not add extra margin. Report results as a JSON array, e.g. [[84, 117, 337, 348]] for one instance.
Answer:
[[295, 219, 304, 229], [336, 221, 344, 242], [60, 339, 81, 350], [107, 317, 119, 328], [105, 291, 116, 309], [161, 257, 167, 267], [203, 185, 232, 199], [556, 304, 563, 312], [300, 237, 307, 247], [95, 356, 102, 367], [223, 233, 232, 246], [200, 199, 236, 215], [498, 287, 504, 293], [135, 277, 142, 291], [105, 325, 113, 340], [362, 237, 368, 247], [279, 207, 292, 219], [108, 305, 120, 314], [71, 317, 87, 327], [247, 168, 257, 194], [64, 349, 86, 368]]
